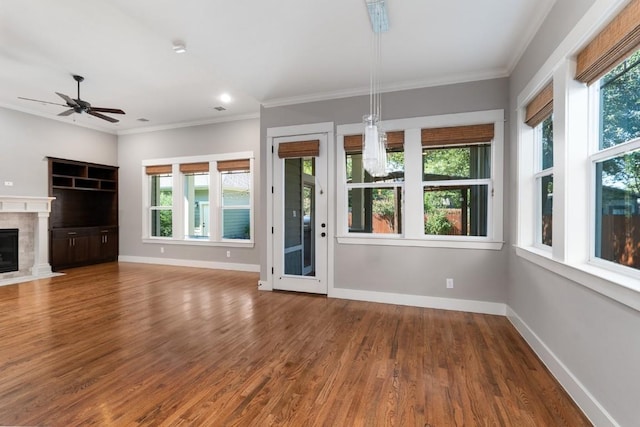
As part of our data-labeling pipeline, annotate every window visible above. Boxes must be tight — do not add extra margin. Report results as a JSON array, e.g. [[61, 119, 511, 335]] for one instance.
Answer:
[[337, 110, 504, 250], [593, 49, 640, 271], [423, 143, 490, 236], [142, 153, 254, 246], [344, 132, 404, 234], [219, 159, 251, 240], [181, 162, 210, 239], [534, 115, 553, 247], [147, 165, 173, 238]]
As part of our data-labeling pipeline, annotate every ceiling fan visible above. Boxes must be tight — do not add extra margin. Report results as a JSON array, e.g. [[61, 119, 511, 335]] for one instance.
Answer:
[[18, 75, 125, 123]]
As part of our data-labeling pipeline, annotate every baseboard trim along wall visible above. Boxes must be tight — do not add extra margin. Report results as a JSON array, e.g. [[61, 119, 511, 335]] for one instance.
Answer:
[[506, 307, 618, 427], [329, 287, 507, 316], [118, 256, 260, 273]]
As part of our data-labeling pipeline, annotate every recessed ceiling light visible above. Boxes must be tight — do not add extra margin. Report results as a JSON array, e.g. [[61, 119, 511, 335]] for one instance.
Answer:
[[172, 41, 187, 54], [219, 93, 232, 103]]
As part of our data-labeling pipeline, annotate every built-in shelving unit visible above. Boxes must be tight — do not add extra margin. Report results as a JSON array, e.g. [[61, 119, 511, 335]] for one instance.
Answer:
[[48, 157, 119, 270]]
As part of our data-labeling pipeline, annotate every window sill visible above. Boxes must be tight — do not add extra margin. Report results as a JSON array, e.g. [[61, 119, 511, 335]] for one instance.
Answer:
[[515, 245, 640, 312], [337, 235, 504, 250], [143, 238, 254, 248]]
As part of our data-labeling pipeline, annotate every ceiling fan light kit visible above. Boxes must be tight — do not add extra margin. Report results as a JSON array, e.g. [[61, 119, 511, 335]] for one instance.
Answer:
[[18, 74, 125, 123]]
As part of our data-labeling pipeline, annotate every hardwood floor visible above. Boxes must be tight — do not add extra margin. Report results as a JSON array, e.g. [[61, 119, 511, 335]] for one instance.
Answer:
[[0, 263, 590, 426]]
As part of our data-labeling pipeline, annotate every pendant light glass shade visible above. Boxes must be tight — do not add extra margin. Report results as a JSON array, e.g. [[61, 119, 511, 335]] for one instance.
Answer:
[[363, 114, 387, 177]]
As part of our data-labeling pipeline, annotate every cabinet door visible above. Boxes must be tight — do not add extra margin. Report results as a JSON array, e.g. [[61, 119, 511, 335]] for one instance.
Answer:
[[102, 230, 118, 260], [51, 237, 71, 268], [88, 233, 103, 260], [72, 235, 90, 263]]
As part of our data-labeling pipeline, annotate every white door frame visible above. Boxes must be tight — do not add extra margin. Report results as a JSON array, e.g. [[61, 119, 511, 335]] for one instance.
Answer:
[[263, 122, 334, 294]]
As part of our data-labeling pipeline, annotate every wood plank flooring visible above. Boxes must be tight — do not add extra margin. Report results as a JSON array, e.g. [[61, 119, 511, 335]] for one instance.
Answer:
[[0, 263, 591, 426]]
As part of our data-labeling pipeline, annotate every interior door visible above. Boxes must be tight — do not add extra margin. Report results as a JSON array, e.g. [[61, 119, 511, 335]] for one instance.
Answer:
[[273, 133, 328, 294]]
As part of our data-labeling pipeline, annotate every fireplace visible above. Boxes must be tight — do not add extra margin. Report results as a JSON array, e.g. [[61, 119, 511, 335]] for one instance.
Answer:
[[0, 228, 18, 274]]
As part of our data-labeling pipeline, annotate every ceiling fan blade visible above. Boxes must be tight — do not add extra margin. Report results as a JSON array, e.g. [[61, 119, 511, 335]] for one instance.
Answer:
[[88, 110, 119, 123], [58, 109, 75, 117], [56, 92, 79, 107], [90, 107, 125, 115], [17, 97, 67, 107]]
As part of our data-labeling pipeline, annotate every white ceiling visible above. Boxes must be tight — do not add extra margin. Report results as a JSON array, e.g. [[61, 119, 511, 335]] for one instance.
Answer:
[[0, 0, 555, 134]]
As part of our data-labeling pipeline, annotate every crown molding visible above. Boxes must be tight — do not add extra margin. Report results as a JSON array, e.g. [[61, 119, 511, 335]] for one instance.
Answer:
[[116, 112, 260, 136], [261, 68, 510, 108]]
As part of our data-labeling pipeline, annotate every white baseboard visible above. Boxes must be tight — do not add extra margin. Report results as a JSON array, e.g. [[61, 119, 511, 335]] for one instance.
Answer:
[[329, 287, 506, 315], [118, 255, 260, 273], [506, 307, 618, 427]]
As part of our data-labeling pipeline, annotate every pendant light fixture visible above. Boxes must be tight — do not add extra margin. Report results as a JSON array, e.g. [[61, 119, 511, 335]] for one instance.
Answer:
[[363, 0, 389, 177]]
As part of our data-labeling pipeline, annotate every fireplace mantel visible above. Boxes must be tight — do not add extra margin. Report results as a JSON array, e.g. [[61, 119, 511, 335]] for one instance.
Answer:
[[0, 195, 55, 285], [0, 195, 54, 213]]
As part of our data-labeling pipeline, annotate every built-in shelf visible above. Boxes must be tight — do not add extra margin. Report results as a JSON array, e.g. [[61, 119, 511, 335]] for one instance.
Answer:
[[48, 157, 119, 271], [49, 159, 118, 192]]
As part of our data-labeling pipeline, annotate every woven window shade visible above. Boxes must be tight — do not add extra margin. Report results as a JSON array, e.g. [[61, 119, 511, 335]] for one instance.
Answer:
[[179, 162, 209, 174], [343, 131, 405, 153], [421, 124, 494, 146], [525, 83, 553, 127], [145, 165, 172, 175], [576, 0, 640, 84], [277, 140, 320, 158], [217, 159, 250, 172]]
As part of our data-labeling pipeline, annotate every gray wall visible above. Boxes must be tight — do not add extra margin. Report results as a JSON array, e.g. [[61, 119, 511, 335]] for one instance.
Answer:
[[261, 79, 509, 302], [508, 0, 640, 425], [117, 118, 260, 267], [0, 107, 117, 197]]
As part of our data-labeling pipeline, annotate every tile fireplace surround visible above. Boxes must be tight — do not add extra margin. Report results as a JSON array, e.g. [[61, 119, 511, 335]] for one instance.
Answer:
[[0, 196, 55, 286]]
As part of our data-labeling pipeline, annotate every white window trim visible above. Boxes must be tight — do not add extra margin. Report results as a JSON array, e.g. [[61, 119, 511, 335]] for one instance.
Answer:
[[515, 0, 640, 312], [141, 152, 254, 248], [336, 110, 504, 250]]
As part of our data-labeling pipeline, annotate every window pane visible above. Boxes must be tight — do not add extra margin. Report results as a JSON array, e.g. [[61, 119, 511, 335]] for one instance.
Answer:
[[539, 174, 553, 246], [424, 185, 488, 236], [222, 208, 250, 239], [348, 187, 402, 234], [222, 172, 250, 206], [221, 171, 251, 240], [595, 152, 640, 270], [423, 145, 490, 181], [540, 115, 553, 170], [599, 49, 640, 150], [150, 174, 172, 206], [347, 150, 404, 183], [151, 209, 172, 237], [184, 173, 209, 238]]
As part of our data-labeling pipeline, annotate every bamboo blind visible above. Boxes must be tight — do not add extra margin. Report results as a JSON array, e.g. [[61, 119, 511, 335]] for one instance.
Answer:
[[576, 0, 640, 84], [277, 140, 320, 158], [145, 165, 172, 175], [217, 159, 250, 172], [343, 131, 405, 153], [421, 124, 494, 146], [525, 82, 553, 127], [179, 162, 209, 174]]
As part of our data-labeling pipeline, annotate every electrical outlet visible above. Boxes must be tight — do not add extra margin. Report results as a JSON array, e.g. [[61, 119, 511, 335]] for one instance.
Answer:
[[4, 181, 13, 186], [160, 247, 164, 254], [226, 250, 231, 258], [446, 278, 454, 289]]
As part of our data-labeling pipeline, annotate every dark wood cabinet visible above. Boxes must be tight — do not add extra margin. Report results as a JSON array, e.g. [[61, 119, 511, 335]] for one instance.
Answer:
[[48, 158, 118, 270]]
